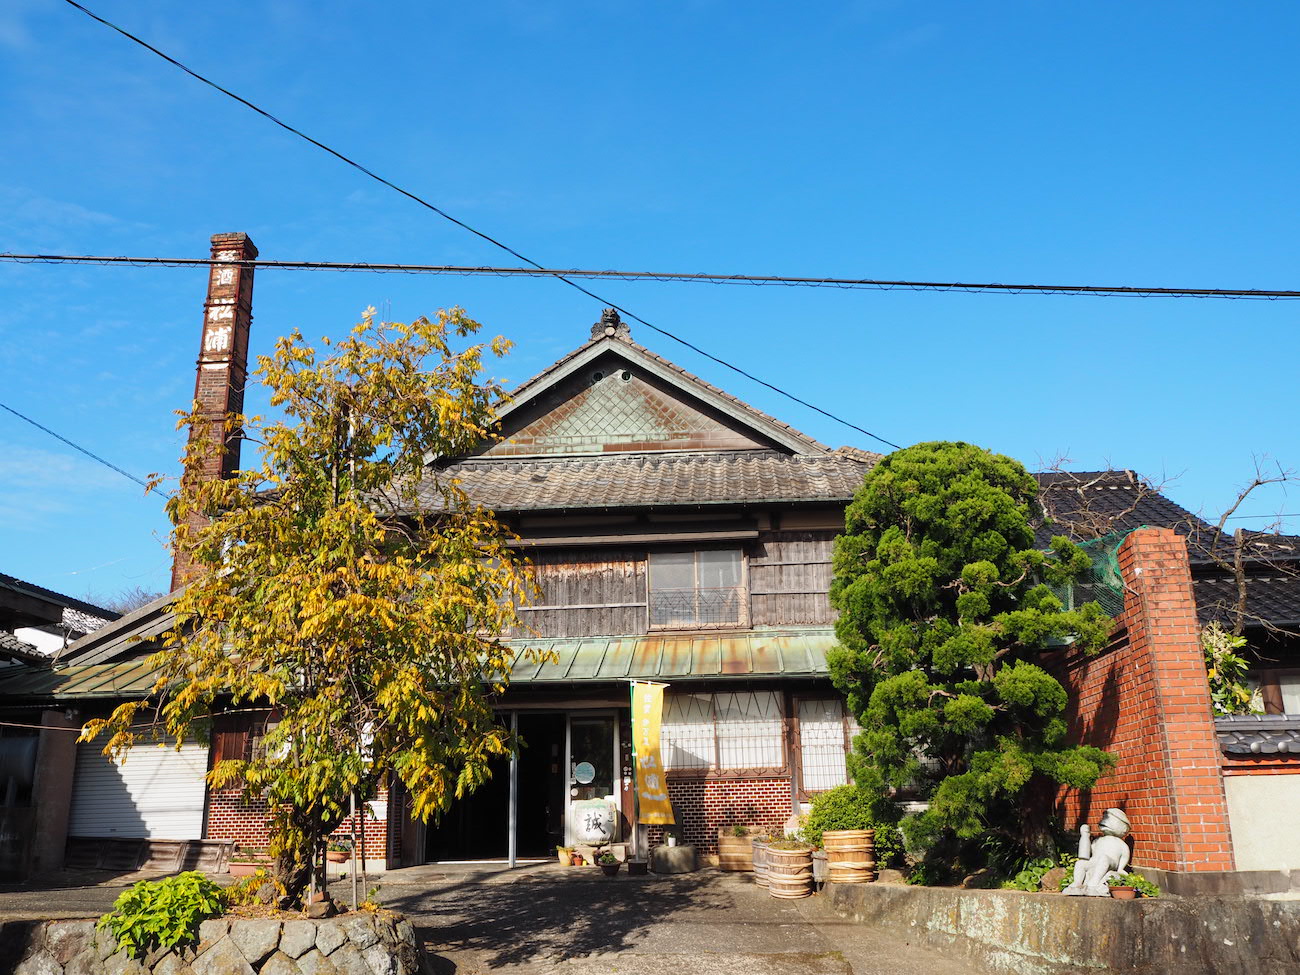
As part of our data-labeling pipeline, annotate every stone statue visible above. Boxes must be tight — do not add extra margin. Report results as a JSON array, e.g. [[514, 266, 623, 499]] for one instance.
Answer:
[[1063, 808, 1131, 896]]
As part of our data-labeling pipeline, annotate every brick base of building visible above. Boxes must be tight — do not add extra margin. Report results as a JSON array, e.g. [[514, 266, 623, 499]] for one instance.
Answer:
[[206, 788, 390, 861], [646, 775, 794, 854]]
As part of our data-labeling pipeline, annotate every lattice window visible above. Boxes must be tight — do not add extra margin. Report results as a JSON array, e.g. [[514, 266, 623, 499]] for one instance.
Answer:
[[797, 698, 856, 793], [661, 690, 785, 771], [649, 550, 744, 627]]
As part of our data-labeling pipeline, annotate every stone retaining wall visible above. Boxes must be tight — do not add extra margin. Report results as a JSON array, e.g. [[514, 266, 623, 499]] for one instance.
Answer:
[[820, 881, 1300, 975], [5, 910, 423, 975]]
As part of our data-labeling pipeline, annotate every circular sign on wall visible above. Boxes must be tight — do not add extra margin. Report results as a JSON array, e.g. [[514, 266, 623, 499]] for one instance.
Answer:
[[574, 761, 596, 784]]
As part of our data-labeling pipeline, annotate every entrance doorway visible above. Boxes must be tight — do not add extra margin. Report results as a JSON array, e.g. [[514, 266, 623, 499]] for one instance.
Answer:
[[423, 712, 567, 861]]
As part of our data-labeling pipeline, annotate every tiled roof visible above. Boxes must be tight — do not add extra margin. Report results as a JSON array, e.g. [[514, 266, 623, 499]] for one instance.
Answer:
[[1033, 470, 1214, 547], [419, 449, 875, 513], [0, 573, 120, 622], [1216, 714, 1300, 755], [0, 631, 44, 664], [0, 657, 159, 700], [1192, 574, 1300, 628]]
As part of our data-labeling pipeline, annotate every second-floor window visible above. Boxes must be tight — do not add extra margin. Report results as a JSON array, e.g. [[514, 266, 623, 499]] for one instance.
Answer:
[[649, 549, 744, 628]]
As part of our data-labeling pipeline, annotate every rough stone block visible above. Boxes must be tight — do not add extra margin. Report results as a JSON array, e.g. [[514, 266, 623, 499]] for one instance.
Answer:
[[152, 951, 191, 975], [280, 921, 317, 959], [327, 943, 370, 975], [192, 937, 254, 975], [362, 943, 396, 975], [196, 919, 229, 952], [315, 922, 346, 956], [650, 844, 697, 874], [94, 927, 120, 961], [340, 917, 379, 950], [296, 948, 340, 975], [103, 951, 148, 975], [261, 950, 303, 975], [65, 947, 102, 975], [230, 919, 281, 965], [15, 951, 61, 975], [47, 920, 95, 965]]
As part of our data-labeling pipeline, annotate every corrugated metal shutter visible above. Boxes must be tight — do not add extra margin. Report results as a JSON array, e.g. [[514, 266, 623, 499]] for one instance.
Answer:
[[68, 741, 208, 839]]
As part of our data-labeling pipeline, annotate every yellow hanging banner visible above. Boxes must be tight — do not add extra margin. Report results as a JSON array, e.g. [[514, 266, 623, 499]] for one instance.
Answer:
[[631, 681, 675, 825]]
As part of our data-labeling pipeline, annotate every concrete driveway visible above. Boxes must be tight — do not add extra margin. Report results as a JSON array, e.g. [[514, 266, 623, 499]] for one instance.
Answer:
[[0, 864, 980, 975], [377, 864, 979, 975]]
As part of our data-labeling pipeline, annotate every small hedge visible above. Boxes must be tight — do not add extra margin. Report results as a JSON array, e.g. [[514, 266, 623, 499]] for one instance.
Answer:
[[804, 785, 904, 867], [97, 871, 226, 957]]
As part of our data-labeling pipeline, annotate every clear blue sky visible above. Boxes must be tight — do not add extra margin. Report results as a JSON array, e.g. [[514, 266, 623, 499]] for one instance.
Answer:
[[2, 1, 1297, 605]]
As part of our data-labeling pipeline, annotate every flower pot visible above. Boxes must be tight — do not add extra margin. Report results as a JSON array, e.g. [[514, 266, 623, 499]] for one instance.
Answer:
[[627, 860, 649, 876], [228, 861, 268, 878], [600, 862, 621, 877], [717, 829, 754, 872], [822, 829, 876, 884], [766, 845, 815, 899], [326, 850, 349, 863], [1109, 885, 1138, 900]]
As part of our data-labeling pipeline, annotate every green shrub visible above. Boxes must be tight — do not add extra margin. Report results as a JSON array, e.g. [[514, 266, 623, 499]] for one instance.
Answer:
[[999, 856, 1056, 891], [225, 868, 273, 907], [804, 785, 904, 867], [97, 871, 226, 957]]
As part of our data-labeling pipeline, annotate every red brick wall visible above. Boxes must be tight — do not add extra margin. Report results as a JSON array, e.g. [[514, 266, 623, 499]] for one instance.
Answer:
[[205, 787, 390, 860], [646, 775, 794, 854], [1050, 528, 1234, 873]]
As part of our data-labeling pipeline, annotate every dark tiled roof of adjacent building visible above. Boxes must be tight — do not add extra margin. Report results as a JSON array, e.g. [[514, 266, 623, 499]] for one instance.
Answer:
[[1194, 574, 1300, 628], [1216, 714, 1300, 755], [0, 631, 44, 664], [0, 573, 120, 623], [419, 448, 876, 513]]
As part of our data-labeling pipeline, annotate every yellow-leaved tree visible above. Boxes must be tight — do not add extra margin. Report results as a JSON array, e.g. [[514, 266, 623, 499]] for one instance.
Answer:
[[84, 308, 541, 904]]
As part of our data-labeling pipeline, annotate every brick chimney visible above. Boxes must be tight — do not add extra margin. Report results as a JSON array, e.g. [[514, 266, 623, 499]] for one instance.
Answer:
[[170, 232, 258, 591]]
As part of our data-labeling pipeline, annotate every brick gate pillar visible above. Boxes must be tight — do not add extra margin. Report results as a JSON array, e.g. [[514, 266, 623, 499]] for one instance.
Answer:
[[1054, 527, 1235, 892]]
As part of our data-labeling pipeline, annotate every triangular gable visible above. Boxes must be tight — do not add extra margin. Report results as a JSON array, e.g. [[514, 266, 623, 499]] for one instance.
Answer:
[[478, 313, 828, 459]]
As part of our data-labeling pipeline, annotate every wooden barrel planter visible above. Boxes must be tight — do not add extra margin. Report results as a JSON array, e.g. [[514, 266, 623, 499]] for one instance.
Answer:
[[766, 844, 814, 899], [751, 839, 771, 888], [717, 829, 754, 872], [822, 829, 876, 884]]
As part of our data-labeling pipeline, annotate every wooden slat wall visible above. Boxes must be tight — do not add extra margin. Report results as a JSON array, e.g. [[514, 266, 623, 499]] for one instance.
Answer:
[[519, 549, 648, 638], [748, 531, 836, 625]]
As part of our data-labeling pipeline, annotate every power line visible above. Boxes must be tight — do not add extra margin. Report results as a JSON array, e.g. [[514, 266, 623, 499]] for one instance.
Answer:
[[6, 252, 1300, 300], [58, 0, 901, 451], [0, 401, 156, 493]]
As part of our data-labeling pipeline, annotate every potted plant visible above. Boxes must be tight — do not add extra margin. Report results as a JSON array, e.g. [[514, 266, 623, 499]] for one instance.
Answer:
[[571, 852, 586, 866], [228, 848, 271, 878], [326, 840, 351, 864], [556, 846, 574, 867], [1107, 871, 1160, 899], [804, 785, 879, 884], [597, 851, 621, 877]]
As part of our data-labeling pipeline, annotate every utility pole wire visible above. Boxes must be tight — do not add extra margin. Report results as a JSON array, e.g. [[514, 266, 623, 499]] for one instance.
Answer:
[[57, 0, 902, 451], [5, 253, 1300, 300], [0, 401, 155, 493]]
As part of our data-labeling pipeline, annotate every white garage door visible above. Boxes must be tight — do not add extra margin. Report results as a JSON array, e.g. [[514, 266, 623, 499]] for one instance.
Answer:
[[68, 741, 209, 839]]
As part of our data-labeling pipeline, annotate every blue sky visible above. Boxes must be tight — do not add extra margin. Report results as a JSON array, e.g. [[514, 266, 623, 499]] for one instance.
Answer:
[[2, 1, 1297, 605]]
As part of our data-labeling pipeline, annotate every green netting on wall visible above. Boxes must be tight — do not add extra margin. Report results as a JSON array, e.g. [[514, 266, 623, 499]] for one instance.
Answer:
[[1051, 529, 1131, 620]]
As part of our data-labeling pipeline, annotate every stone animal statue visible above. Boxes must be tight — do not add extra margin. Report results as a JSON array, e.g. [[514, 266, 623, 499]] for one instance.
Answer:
[[1063, 807, 1132, 896]]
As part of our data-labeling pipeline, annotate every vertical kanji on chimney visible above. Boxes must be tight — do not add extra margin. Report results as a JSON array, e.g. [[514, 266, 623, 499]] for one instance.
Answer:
[[170, 232, 258, 591]]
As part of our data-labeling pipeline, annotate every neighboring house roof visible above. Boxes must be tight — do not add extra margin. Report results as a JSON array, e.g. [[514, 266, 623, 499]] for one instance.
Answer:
[[0, 657, 158, 701], [424, 449, 873, 514], [0, 631, 45, 665], [0, 572, 119, 630], [1216, 714, 1300, 755], [55, 589, 177, 667]]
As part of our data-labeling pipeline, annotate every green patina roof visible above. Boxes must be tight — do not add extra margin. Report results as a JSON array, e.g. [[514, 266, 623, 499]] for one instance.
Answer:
[[0, 627, 836, 702]]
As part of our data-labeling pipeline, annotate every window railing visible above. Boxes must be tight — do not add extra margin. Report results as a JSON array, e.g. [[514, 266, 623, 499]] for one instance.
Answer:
[[649, 586, 743, 627]]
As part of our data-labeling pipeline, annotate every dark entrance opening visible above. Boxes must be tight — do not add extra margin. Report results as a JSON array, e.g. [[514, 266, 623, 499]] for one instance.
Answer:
[[422, 712, 566, 862]]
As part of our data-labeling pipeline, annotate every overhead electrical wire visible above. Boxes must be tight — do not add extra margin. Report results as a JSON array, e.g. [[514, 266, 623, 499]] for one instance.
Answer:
[[57, 0, 901, 451], [0, 401, 156, 493], [5, 252, 1300, 300]]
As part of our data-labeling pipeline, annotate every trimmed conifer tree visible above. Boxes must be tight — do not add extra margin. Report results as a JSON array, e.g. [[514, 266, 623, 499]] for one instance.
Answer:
[[828, 441, 1115, 873]]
